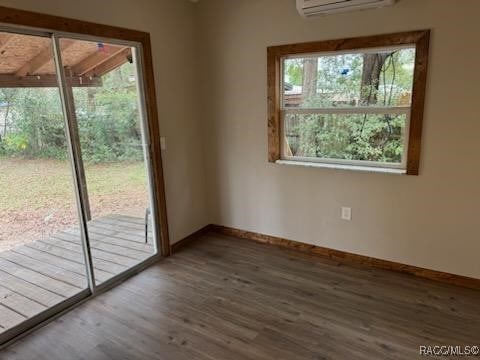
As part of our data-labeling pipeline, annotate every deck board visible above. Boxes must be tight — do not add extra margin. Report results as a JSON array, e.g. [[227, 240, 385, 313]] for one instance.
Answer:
[[67, 228, 153, 248], [53, 232, 151, 260], [0, 286, 46, 318], [11, 246, 112, 282], [0, 258, 82, 297], [99, 215, 151, 229], [44, 237, 139, 268], [108, 214, 147, 226], [25, 241, 125, 275], [0, 304, 26, 330], [77, 222, 154, 243], [0, 251, 87, 289], [0, 215, 155, 338], [67, 229, 153, 253], [0, 269, 64, 307]]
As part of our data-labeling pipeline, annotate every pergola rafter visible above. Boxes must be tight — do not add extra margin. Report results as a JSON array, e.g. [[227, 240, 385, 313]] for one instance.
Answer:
[[0, 32, 131, 88], [0, 33, 13, 53], [70, 44, 130, 76], [85, 47, 132, 78], [15, 39, 75, 77]]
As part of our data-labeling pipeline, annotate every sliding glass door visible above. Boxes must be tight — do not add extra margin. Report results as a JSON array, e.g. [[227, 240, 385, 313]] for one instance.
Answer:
[[0, 26, 159, 344], [0, 30, 90, 342], [56, 36, 157, 285]]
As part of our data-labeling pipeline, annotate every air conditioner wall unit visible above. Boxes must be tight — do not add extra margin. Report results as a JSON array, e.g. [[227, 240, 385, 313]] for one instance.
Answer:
[[296, 0, 396, 17]]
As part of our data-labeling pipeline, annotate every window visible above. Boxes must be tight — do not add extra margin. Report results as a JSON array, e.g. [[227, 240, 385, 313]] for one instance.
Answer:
[[267, 31, 430, 175]]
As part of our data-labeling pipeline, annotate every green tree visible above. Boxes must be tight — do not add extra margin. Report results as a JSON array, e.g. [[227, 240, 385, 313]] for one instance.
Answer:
[[0, 62, 144, 163], [285, 48, 415, 164]]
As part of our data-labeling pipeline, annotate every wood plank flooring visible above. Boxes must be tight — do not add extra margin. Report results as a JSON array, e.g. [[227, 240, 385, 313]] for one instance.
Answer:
[[2, 232, 479, 359], [0, 215, 154, 336]]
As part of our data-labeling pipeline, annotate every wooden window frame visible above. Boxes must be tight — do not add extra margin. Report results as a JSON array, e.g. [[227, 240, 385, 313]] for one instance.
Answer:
[[0, 6, 171, 255], [267, 30, 430, 175]]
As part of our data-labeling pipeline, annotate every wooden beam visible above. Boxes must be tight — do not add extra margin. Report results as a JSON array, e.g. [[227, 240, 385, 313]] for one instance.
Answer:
[[267, 46, 281, 162], [406, 30, 430, 175], [139, 34, 171, 257], [0, 33, 13, 54], [71, 45, 127, 76], [0, 74, 102, 87], [15, 39, 75, 77], [85, 48, 131, 78]]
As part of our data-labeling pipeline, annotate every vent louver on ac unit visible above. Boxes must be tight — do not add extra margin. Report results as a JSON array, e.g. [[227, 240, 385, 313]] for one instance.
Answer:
[[296, 0, 396, 17]]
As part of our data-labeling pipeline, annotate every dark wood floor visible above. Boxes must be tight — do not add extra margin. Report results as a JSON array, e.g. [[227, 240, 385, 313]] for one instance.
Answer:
[[1, 232, 479, 359]]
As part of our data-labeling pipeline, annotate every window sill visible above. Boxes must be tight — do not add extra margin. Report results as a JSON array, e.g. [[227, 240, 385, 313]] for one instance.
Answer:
[[275, 160, 407, 175]]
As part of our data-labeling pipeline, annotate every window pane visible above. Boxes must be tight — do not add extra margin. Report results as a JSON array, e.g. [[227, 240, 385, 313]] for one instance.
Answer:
[[0, 31, 88, 337], [59, 37, 156, 285], [284, 112, 407, 165], [283, 47, 415, 109]]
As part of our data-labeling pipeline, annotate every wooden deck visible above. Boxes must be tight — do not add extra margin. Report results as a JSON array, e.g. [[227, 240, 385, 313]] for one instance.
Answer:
[[0, 215, 154, 335]]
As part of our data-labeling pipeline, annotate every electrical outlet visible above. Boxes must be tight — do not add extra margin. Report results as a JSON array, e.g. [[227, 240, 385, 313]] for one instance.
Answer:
[[341, 207, 352, 221], [160, 137, 166, 150]]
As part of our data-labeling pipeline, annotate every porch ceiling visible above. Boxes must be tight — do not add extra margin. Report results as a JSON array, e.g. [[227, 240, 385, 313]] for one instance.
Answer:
[[0, 32, 132, 87]]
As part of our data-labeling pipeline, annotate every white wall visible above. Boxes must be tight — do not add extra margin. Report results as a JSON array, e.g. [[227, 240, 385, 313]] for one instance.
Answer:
[[197, 0, 480, 279], [0, 0, 210, 243]]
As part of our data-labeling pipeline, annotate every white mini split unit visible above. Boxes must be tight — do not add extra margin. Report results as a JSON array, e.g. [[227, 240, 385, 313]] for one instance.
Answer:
[[296, 0, 396, 17]]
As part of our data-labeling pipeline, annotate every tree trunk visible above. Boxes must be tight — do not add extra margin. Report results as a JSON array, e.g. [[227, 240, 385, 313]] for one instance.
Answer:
[[302, 58, 318, 101], [2, 89, 17, 138], [31, 119, 40, 154], [3, 102, 9, 137], [360, 53, 391, 105], [87, 88, 96, 112]]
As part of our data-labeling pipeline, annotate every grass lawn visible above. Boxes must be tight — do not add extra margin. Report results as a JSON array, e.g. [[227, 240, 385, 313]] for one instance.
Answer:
[[0, 157, 149, 251]]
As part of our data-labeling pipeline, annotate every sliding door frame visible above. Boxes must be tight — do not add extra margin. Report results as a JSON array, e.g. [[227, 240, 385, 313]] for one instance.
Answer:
[[52, 33, 98, 292], [0, 6, 170, 347]]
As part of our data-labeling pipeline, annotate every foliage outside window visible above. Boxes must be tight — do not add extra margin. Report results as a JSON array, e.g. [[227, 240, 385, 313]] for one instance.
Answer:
[[73, 64, 143, 163], [0, 63, 143, 163], [267, 31, 430, 175]]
